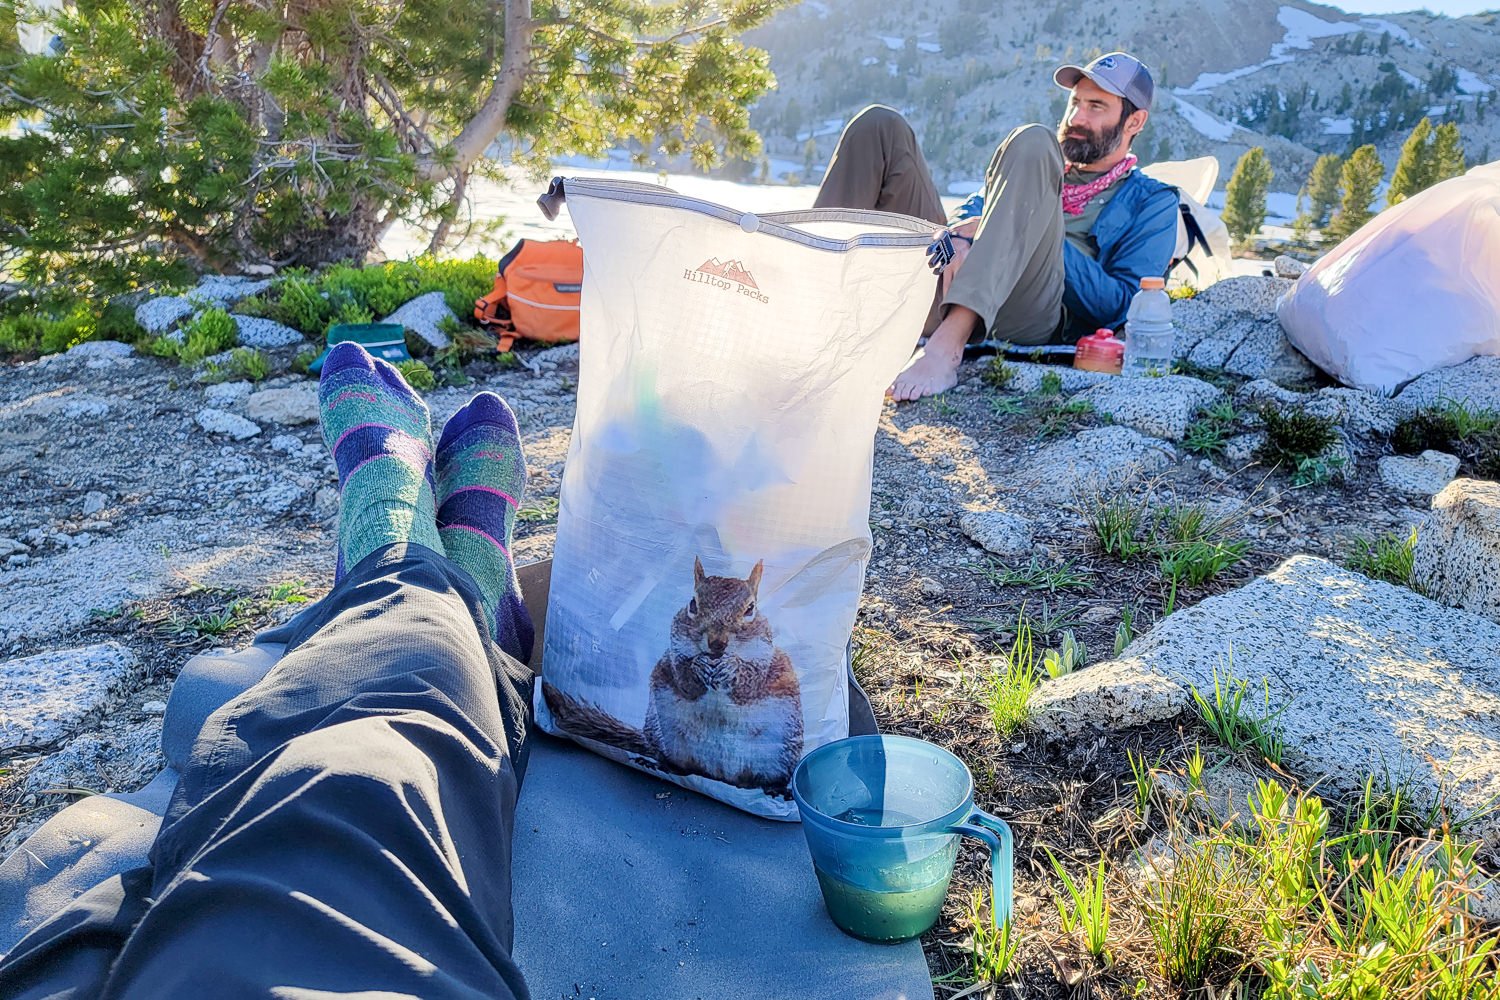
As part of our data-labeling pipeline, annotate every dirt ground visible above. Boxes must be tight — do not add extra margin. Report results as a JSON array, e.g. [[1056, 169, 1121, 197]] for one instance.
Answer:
[[0, 342, 1464, 995]]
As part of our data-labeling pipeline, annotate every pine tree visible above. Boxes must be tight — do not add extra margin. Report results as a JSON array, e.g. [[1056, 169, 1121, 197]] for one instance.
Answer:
[[0, 0, 790, 284], [1326, 145, 1385, 243], [1432, 122, 1467, 182], [1223, 147, 1274, 244], [1387, 118, 1435, 205], [803, 137, 818, 177], [1300, 153, 1344, 229]]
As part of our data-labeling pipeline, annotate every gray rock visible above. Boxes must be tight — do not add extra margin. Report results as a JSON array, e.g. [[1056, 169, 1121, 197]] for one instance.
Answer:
[[192, 275, 275, 307], [1224, 432, 1266, 465], [135, 295, 194, 334], [195, 408, 261, 440], [204, 380, 254, 406], [1022, 426, 1176, 505], [0, 643, 140, 747], [1073, 375, 1223, 441], [1155, 760, 1264, 829], [269, 434, 303, 454], [22, 721, 162, 796], [957, 510, 1035, 558], [1235, 380, 1412, 437], [64, 340, 134, 360], [1221, 317, 1319, 383], [232, 314, 304, 349], [142, 700, 168, 715], [1274, 255, 1309, 279], [253, 482, 307, 516], [0, 537, 27, 558], [1414, 479, 1500, 624], [80, 491, 109, 516], [1189, 274, 1294, 319], [1004, 362, 1114, 394], [1031, 554, 1500, 851], [244, 384, 318, 426], [1378, 451, 1460, 497], [1397, 356, 1500, 412], [1030, 659, 1191, 738], [382, 291, 453, 349], [1185, 315, 1260, 368], [532, 341, 581, 366]]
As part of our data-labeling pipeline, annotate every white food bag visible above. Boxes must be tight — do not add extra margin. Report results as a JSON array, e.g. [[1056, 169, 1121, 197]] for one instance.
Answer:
[[1277, 162, 1500, 394], [534, 177, 936, 819]]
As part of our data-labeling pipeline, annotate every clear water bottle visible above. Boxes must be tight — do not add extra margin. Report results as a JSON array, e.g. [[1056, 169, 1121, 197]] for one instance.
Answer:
[[1122, 276, 1175, 378]]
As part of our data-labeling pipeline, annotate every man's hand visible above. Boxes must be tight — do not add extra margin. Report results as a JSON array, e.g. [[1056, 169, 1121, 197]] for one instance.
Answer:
[[942, 220, 980, 295]]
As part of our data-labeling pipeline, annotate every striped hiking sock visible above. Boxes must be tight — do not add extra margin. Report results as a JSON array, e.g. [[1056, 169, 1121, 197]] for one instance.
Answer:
[[435, 392, 533, 656], [319, 342, 444, 580]]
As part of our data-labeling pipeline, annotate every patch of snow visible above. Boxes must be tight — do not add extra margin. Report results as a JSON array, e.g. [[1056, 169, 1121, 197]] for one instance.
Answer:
[[1177, 5, 1362, 96], [1277, 6, 1364, 47], [1173, 96, 1240, 141], [1360, 17, 1421, 50], [1428, 104, 1451, 117], [805, 0, 830, 16], [916, 42, 941, 54], [1456, 68, 1495, 95], [1265, 192, 1299, 224], [861, 56, 879, 66], [1321, 116, 1355, 136], [877, 35, 904, 51], [1398, 68, 1423, 88], [794, 118, 848, 143]]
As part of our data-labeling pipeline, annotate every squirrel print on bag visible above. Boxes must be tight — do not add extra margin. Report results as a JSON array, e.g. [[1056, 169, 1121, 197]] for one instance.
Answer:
[[542, 557, 803, 795]]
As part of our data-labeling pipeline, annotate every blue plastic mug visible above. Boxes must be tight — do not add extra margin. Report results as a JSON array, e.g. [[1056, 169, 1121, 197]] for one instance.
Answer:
[[791, 735, 1014, 943]]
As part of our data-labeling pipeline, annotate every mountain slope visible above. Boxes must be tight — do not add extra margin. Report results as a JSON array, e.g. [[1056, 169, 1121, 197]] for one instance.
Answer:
[[746, 0, 1500, 197]]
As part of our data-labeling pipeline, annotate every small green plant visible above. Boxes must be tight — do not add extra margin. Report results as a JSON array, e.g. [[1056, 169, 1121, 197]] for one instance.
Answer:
[[1167, 284, 1199, 301], [227, 347, 271, 382], [1038, 370, 1063, 396], [1042, 629, 1087, 679], [174, 308, 240, 365], [1047, 851, 1111, 960], [1087, 491, 1150, 561], [1036, 397, 1095, 439], [395, 359, 436, 391], [986, 556, 1092, 593], [517, 495, 560, 522], [982, 358, 1017, 389], [1183, 400, 1238, 457], [930, 393, 958, 417], [160, 608, 244, 640], [1259, 405, 1338, 479], [966, 890, 1020, 985], [1158, 538, 1251, 589], [984, 617, 1039, 737], [1185, 744, 1207, 793], [989, 396, 1024, 417], [1291, 453, 1346, 488], [265, 580, 311, 605], [1127, 748, 1156, 818], [1346, 527, 1418, 585], [1142, 835, 1255, 987], [1114, 605, 1137, 656], [1190, 654, 1285, 764], [291, 348, 320, 375]]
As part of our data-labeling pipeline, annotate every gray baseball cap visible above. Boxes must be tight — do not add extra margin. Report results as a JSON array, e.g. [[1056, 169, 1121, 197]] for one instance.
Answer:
[[1054, 52, 1155, 111]]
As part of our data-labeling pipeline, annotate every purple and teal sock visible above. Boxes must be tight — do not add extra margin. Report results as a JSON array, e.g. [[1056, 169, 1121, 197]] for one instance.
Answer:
[[319, 342, 444, 579], [435, 392, 534, 656]]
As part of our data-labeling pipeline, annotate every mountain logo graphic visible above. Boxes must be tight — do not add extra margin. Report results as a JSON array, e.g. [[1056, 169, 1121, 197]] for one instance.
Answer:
[[696, 258, 759, 290]]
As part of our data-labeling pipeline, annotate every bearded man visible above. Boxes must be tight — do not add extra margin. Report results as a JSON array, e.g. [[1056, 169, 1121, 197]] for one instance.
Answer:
[[814, 52, 1180, 400]]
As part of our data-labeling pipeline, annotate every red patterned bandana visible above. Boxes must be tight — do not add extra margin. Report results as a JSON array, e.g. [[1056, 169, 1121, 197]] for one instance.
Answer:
[[1062, 154, 1137, 216]]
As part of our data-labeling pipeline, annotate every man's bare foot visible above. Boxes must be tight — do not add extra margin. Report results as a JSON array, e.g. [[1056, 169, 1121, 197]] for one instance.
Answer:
[[889, 345, 961, 401]]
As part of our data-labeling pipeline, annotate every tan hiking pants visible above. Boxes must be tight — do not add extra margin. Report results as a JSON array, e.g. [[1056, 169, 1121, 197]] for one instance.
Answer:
[[815, 107, 1066, 345]]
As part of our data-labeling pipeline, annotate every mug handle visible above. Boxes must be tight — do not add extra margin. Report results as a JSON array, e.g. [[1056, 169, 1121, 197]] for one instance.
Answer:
[[949, 808, 1014, 927]]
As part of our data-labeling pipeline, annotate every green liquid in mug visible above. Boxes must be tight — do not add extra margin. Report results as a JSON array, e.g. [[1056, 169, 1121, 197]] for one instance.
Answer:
[[813, 867, 952, 943]]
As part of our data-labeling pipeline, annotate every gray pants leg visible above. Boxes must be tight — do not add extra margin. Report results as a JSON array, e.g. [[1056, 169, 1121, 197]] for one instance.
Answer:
[[814, 105, 946, 335], [943, 125, 1067, 346]]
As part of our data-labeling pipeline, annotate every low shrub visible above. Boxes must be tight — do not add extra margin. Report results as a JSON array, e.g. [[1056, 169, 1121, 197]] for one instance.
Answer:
[[981, 358, 1016, 389], [395, 359, 436, 391], [1259, 405, 1339, 484], [0, 297, 146, 359], [249, 257, 497, 339], [175, 308, 239, 365], [1346, 527, 1418, 586]]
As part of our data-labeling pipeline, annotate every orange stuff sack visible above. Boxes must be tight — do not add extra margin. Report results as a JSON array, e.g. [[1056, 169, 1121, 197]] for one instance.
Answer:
[[474, 239, 583, 350]]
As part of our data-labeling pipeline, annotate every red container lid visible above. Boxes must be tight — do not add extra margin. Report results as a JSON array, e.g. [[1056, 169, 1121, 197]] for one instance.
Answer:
[[1075, 328, 1124, 374]]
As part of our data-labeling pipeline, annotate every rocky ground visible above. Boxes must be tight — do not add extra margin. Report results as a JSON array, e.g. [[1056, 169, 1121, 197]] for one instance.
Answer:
[[3, 272, 1499, 995]]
